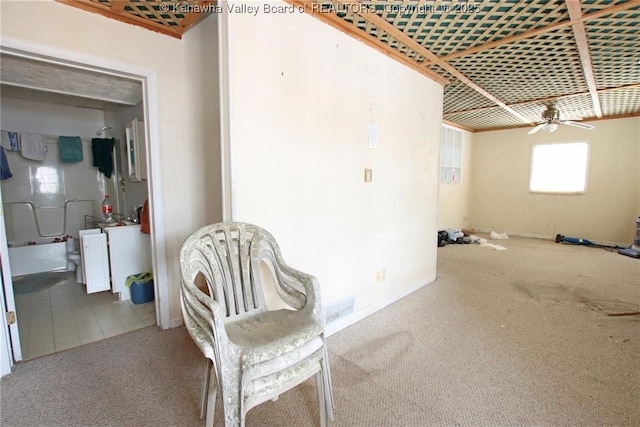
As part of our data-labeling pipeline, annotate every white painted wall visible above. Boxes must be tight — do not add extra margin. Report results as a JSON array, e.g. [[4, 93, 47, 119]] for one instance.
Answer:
[[225, 2, 443, 314], [470, 117, 640, 244], [1, 1, 223, 326], [438, 126, 473, 230]]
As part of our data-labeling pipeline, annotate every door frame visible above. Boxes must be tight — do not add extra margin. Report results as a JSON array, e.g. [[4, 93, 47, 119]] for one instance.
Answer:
[[1, 186, 21, 374], [0, 36, 171, 370]]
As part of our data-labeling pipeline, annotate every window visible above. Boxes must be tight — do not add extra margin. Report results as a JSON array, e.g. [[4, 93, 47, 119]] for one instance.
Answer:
[[529, 142, 589, 193], [440, 125, 462, 184]]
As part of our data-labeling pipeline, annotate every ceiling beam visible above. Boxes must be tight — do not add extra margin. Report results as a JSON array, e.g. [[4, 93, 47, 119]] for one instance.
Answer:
[[443, 120, 475, 133], [566, 0, 603, 118], [284, 0, 449, 85], [438, 0, 640, 64], [56, 0, 183, 38], [351, 4, 531, 124]]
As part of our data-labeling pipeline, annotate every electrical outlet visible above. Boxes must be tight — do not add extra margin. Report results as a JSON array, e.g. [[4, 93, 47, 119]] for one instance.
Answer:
[[364, 168, 372, 183], [375, 269, 386, 282]]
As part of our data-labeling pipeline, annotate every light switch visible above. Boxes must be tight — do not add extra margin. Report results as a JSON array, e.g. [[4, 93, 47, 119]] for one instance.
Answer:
[[368, 124, 377, 148], [364, 168, 372, 183]]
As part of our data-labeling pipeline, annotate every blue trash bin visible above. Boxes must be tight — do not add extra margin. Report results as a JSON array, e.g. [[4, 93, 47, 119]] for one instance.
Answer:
[[126, 272, 154, 304]]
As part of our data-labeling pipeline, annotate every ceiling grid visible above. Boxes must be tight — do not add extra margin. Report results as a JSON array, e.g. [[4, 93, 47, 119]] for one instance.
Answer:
[[55, 0, 640, 131]]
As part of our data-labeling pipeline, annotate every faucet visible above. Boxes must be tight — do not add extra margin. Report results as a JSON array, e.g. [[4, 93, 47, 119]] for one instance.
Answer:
[[85, 215, 96, 229], [112, 213, 126, 225]]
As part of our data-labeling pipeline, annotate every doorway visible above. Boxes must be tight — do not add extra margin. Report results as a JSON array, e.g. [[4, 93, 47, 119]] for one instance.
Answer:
[[0, 38, 169, 366]]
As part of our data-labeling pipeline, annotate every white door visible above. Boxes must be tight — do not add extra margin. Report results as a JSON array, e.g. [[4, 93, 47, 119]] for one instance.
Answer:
[[82, 233, 110, 294], [79, 228, 101, 284], [0, 188, 22, 371]]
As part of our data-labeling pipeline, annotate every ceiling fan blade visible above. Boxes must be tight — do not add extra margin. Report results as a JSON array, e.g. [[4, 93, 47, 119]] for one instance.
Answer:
[[529, 123, 546, 135], [561, 120, 594, 130], [528, 123, 546, 134]]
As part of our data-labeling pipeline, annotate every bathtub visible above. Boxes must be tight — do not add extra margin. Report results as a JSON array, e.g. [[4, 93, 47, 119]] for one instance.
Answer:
[[8, 242, 68, 277]]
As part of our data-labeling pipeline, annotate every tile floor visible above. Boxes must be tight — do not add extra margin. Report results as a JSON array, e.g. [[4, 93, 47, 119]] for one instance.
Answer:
[[14, 274, 156, 360]]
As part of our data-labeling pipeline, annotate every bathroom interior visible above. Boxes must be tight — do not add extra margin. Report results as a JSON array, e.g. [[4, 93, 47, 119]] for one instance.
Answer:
[[0, 53, 156, 360]]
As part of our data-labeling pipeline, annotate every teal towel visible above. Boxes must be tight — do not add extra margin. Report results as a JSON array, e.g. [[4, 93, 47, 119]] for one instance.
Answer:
[[59, 136, 83, 163]]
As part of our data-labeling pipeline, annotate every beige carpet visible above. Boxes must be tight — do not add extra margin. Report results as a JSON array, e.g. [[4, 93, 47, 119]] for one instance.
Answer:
[[1, 235, 638, 426]]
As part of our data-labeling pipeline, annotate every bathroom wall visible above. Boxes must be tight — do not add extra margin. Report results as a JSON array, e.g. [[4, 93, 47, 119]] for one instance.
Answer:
[[1, 97, 110, 246]]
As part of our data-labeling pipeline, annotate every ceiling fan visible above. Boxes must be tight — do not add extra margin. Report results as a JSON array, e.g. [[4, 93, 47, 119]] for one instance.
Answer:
[[528, 104, 595, 135]]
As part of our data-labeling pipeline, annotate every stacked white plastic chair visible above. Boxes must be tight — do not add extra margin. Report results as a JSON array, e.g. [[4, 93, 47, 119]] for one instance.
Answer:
[[180, 222, 334, 427]]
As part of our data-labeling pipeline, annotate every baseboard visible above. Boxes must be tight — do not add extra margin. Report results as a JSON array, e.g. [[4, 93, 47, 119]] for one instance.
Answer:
[[168, 317, 183, 329], [325, 273, 437, 337], [166, 274, 438, 335], [475, 228, 554, 240]]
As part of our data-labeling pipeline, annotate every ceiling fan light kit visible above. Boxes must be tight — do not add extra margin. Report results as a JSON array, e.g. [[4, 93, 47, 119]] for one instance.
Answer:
[[528, 104, 595, 135]]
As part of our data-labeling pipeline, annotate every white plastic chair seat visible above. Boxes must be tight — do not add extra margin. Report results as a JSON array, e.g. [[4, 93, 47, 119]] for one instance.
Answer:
[[226, 309, 323, 366]]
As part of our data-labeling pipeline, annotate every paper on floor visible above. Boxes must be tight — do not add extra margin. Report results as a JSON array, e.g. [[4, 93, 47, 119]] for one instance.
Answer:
[[490, 231, 509, 240], [480, 242, 507, 251]]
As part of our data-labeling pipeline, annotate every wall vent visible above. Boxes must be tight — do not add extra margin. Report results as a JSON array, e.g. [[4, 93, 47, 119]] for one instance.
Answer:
[[324, 296, 354, 324]]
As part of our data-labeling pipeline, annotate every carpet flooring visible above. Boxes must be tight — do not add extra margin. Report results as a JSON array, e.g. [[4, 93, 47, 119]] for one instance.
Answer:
[[1, 235, 638, 426]]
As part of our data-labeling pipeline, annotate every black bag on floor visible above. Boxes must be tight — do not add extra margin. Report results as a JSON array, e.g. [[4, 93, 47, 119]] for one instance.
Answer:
[[437, 230, 449, 247]]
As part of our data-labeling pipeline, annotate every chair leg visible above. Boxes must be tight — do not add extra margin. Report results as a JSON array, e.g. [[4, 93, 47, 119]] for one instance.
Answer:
[[205, 384, 217, 427], [322, 348, 335, 421], [201, 359, 212, 419], [316, 371, 327, 427], [204, 361, 218, 427]]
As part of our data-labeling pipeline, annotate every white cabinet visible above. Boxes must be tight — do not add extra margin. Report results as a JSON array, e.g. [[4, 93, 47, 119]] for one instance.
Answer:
[[79, 225, 152, 300], [125, 118, 147, 181], [104, 225, 152, 301]]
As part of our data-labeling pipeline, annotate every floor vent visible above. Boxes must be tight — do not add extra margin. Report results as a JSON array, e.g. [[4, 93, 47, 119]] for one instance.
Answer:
[[324, 296, 354, 324]]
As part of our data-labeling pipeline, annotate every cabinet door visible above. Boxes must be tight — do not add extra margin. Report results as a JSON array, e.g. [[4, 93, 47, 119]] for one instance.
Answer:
[[125, 123, 137, 180], [82, 233, 110, 294], [79, 228, 101, 285], [125, 119, 147, 181], [134, 119, 147, 180]]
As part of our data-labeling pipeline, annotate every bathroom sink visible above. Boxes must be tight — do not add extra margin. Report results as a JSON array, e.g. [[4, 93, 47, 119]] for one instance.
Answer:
[[99, 220, 138, 228]]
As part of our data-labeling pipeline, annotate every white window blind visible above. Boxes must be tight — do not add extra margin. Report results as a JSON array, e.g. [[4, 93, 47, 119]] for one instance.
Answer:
[[440, 126, 462, 184]]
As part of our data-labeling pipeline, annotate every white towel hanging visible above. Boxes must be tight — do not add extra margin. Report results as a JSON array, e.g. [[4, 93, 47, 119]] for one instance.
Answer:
[[1, 130, 21, 151], [20, 133, 47, 161]]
